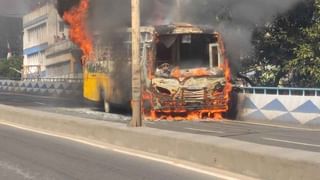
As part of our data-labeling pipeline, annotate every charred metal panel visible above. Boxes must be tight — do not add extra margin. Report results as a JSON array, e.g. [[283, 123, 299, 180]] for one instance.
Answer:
[[141, 24, 233, 120]]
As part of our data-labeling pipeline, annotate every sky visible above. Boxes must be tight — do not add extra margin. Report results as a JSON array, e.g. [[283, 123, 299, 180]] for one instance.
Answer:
[[0, 0, 50, 17]]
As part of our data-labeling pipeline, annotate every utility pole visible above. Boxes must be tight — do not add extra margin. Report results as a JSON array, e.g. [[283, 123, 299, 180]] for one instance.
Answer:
[[130, 0, 142, 127], [176, 0, 181, 22]]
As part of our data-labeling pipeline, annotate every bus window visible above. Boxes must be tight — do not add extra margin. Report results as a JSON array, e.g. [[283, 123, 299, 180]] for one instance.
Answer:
[[155, 34, 216, 71], [209, 43, 220, 68], [86, 62, 96, 73], [156, 35, 177, 67], [179, 34, 214, 69]]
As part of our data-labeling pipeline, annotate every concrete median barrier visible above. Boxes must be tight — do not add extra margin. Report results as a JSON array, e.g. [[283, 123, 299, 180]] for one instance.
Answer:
[[0, 104, 319, 180]]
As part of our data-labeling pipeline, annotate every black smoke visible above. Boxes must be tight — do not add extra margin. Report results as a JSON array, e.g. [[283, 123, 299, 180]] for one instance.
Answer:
[[176, 0, 303, 70], [56, 0, 80, 17], [56, 0, 304, 71], [0, 0, 50, 17]]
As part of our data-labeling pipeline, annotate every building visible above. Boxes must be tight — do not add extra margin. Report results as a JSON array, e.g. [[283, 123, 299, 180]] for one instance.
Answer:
[[23, 2, 82, 78]]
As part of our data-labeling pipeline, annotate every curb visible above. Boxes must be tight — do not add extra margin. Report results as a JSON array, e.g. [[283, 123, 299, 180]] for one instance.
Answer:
[[0, 104, 319, 180]]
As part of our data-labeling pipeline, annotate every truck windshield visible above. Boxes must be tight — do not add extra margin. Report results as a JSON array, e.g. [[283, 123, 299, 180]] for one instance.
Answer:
[[156, 34, 217, 69]]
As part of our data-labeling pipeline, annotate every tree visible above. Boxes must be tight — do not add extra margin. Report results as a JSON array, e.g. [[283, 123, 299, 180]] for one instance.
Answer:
[[287, 0, 320, 87], [0, 56, 23, 80], [248, 0, 315, 87]]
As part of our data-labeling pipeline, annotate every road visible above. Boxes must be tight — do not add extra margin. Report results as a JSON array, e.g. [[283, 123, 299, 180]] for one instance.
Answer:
[[0, 92, 320, 153], [0, 124, 221, 180]]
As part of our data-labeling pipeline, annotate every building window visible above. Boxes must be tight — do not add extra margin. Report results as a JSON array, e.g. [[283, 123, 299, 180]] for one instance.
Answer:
[[27, 23, 47, 44], [27, 50, 45, 66]]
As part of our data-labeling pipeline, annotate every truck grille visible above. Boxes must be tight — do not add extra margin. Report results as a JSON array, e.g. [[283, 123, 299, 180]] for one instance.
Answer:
[[182, 89, 205, 101]]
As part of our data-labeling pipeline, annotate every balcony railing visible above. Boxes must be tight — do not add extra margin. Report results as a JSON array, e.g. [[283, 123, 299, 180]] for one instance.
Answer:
[[241, 87, 320, 97], [46, 40, 77, 57], [22, 77, 83, 84]]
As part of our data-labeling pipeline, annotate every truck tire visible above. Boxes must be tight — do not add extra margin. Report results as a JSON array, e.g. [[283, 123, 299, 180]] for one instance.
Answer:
[[100, 88, 111, 113], [104, 100, 110, 113], [224, 91, 238, 120]]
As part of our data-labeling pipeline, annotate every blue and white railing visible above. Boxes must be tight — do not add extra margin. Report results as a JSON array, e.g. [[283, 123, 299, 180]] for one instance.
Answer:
[[241, 87, 320, 97]]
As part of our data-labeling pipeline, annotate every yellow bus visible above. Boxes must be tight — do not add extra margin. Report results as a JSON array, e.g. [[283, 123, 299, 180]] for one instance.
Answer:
[[83, 23, 232, 120]]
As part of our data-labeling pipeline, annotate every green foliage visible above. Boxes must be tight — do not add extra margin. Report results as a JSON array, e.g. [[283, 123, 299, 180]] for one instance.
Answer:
[[0, 56, 23, 80], [287, 0, 320, 87], [246, 0, 320, 87]]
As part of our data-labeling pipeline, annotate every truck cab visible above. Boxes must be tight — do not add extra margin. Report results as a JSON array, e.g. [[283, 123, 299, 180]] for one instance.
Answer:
[[83, 23, 232, 120]]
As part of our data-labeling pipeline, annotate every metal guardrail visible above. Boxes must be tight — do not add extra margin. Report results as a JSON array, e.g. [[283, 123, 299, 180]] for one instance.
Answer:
[[21, 78, 83, 83], [0, 78, 21, 81], [241, 87, 320, 97]]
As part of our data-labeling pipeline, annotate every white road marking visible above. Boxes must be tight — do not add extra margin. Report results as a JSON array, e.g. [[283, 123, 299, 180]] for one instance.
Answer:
[[0, 122, 242, 180], [144, 121, 155, 124], [223, 119, 320, 132], [111, 148, 239, 180], [34, 102, 46, 105], [263, 137, 320, 148], [0, 161, 35, 180], [0, 92, 66, 100], [185, 127, 224, 134]]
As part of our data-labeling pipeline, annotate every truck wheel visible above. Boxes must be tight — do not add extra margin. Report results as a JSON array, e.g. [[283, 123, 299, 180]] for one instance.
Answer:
[[225, 91, 238, 119], [100, 88, 110, 113], [104, 100, 110, 113]]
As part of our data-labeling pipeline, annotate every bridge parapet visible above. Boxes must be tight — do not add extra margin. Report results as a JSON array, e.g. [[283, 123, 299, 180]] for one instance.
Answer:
[[242, 87, 320, 97], [0, 79, 83, 98], [238, 87, 320, 126]]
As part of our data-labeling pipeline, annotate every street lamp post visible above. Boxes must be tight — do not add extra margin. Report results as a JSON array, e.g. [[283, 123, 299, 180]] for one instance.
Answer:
[[130, 0, 142, 127]]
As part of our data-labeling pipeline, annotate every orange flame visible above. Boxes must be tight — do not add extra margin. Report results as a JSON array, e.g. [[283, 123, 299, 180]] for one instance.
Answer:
[[214, 34, 233, 119], [63, 0, 93, 63], [218, 34, 233, 108], [171, 68, 210, 79]]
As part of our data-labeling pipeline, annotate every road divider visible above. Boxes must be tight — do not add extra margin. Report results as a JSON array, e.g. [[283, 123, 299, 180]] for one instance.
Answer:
[[262, 137, 320, 148], [0, 104, 319, 180]]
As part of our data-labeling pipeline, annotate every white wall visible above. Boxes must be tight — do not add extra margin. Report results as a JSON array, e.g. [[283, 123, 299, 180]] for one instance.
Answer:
[[238, 93, 320, 125]]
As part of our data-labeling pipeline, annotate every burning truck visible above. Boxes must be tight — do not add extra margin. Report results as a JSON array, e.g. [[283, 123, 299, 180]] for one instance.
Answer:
[[58, 0, 235, 121], [83, 23, 234, 120]]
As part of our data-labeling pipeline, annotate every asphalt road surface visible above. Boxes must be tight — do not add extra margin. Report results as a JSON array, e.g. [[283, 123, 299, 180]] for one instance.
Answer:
[[0, 124, 221, 180], [1, 92, 320, 153]]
